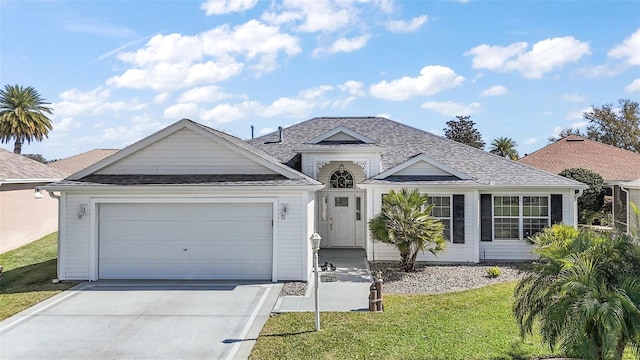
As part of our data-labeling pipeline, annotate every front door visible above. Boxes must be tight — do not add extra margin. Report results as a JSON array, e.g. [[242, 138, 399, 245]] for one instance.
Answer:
[[319, 191, 363, 247]]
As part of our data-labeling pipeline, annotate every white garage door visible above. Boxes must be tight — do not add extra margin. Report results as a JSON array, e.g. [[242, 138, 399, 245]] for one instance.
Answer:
[[98, 203, 273, 280]]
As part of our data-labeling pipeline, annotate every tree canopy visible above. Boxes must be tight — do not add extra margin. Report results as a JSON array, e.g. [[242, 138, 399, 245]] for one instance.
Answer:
[[547, 127, 585, 143], [489, 137, 519, 160], [443, 115, 485, 149], [584, 98, 640, 153], [0, 84, 53, 154], [559, 168, 606, 225]]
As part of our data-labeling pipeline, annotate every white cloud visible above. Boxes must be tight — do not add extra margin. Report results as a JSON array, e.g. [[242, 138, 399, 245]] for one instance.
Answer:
[[54, 86, 147, 118], [53, 117, 81, 133], [163, 103, 199, 119], [566, 107, 592, 120], [369, 65, 465, 101], [200, 0, 258, 15], [262, 97, 315, 118], [109, 20, 301, 90], [315, 34, 371, 56], [479, 85, 507, 97], [562, 93, 584, 102], [178, 86, 233, 103], [200, 103, 249, 123], [523, 137, 537, 145], [625, 78, 640, 93], [465, 37, 591, 78], [608, 28, 640, 66], [421, 101, 480, 116], [77, 116, 166, 147], [154, 92, 170, 103], [62, 18, 134, 38], [385, 15, 428, 33], [300, 85, 333, 99], [339, 80, 365, 96], [262, 0, 356, 33], [331, 96, 357, 109]]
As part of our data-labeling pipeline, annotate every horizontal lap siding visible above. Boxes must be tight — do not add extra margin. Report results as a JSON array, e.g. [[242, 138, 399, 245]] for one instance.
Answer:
[[276, 195, 306, 280], [369, 190, 477, 263], [97, 129, 277, 175], [480, 241, 537, 261], [62, 194, 92, 280]]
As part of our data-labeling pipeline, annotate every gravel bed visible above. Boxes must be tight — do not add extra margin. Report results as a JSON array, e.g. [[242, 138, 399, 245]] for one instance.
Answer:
[[279, 263, 531, 296], [280, 281, 307, 296], [369, 262, 530, 294]]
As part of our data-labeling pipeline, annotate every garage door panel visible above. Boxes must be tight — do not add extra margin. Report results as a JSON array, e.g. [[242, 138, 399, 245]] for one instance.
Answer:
[[98, 203, 273, 280]]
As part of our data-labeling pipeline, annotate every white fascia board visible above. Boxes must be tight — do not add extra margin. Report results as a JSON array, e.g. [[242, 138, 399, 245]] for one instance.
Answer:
[[294, 146, 387, 153], [373, 154, 473, 180], [39, 184, 326, 193], [0, 178, 62, 184], [307, 126, 376, 144], [358, 183, 587, 191]]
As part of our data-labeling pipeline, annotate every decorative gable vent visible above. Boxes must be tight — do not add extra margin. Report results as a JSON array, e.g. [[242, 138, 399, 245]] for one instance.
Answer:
[[307, 126, 376, 145]]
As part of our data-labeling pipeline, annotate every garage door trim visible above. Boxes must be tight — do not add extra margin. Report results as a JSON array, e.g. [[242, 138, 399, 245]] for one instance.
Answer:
[[87, 197, 279, 282]]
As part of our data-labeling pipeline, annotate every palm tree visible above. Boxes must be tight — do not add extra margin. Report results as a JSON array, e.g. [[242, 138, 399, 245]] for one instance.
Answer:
[[513, 224, 640, 360], [489, 137, 519, 160], [369, 188, 446, 272], [0, 84, 53, 154]]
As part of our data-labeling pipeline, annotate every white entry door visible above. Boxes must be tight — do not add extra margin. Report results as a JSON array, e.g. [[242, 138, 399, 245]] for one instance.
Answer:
[[329, 193, 355, 247]]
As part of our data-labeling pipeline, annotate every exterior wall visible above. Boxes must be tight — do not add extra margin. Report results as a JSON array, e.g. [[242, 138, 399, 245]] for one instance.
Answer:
[[367, 187, 478, 263], [58, 188, 311, 281], [394, 161, 451, 176], [98, 128, 277, 175], [479, 190, 576, 261], [0, 183, 58, 254], [366, 187, 578, 263]]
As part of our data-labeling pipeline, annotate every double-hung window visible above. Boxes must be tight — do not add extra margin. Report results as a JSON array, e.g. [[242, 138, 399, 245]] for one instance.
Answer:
[[426, 196, 452, 241], [493, 195, 549, 240]]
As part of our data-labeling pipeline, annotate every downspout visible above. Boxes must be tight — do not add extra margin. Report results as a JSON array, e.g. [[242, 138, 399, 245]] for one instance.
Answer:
[[45, 189, 62, 281]]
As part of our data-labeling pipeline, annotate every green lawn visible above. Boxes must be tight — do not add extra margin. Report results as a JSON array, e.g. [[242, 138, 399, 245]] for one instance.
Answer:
[[251, 282, 559, 360], [0, 233, 79, 321]]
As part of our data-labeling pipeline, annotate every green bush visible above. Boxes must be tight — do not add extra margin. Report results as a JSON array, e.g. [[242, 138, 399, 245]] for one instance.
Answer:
[[486, 266, 501, 278]]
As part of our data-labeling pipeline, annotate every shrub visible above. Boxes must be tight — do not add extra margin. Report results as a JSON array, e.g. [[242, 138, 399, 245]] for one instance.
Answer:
[[486, 266, 501, 278]]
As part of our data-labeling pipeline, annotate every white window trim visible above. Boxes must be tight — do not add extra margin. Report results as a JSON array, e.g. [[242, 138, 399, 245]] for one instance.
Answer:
[[427, 195, 453, 241], [492, 195, 550, 241]]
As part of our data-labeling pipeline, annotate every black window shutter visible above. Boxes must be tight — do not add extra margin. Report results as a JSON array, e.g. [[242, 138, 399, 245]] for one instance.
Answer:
[[452, 195, 465, 243], [480, 194, 492, 241], [551, 194, 563, 224]]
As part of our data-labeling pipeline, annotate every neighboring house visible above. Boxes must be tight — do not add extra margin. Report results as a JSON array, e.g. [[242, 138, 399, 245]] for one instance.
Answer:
[[0, 149, 64, 253], [43, 118, 586, 282], [48, 149, 119, 177], [519, 135, 640, 232]]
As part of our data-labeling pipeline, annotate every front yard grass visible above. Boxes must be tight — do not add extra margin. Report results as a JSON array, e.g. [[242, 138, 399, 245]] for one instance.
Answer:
[[0, 232, 78, 321], [251, 282, 559, 360]]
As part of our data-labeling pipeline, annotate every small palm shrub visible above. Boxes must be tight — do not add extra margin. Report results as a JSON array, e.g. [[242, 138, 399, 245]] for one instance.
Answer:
[[486, 266, 501, 278]]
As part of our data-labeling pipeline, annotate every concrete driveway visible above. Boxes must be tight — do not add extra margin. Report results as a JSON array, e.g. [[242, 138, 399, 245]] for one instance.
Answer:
[[0, 281, 281, 360]]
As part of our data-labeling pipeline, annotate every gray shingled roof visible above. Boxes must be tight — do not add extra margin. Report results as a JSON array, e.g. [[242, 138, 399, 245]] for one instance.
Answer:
[[0, 148, 64, 181], [248, 117, 583, 187]]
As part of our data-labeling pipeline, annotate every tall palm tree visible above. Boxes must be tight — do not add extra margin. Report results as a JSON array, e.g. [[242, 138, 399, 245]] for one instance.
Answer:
[[513, 224, 640, 360], [369, 188, 446, 272], [0, 84, 53, 154], [489, 137, 519, 160]]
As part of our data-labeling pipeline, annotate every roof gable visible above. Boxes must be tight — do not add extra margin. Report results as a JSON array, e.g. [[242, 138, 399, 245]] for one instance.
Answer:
[[374, 154, 472, 180], [519, 135, 640, 181], [70, 119, 316, 182], [307, 126, 375, 144]]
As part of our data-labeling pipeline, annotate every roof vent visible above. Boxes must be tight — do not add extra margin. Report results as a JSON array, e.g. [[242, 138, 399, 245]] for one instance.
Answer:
[[278, 126, 284, 142], [566, 138, 585, 142]]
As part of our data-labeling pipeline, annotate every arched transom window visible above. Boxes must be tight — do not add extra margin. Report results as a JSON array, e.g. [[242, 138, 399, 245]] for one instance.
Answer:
[[329, 165, 354, 188]]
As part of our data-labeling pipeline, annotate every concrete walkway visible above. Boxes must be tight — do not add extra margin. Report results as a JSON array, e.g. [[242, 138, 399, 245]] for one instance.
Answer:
[[273, 249, 373, 312]]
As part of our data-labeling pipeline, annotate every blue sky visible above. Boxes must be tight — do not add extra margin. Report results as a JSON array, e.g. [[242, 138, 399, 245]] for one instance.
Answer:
[[1, 0, 639, 160]]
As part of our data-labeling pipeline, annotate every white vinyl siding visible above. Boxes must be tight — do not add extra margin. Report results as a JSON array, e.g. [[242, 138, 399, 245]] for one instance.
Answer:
[[97, 128, 277, 175], [394, 161, 452, 176]]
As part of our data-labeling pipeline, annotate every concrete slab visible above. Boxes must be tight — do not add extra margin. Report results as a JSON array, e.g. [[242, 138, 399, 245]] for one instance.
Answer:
[[0, 281, 281, 360], [274, 248, 375, 312]]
